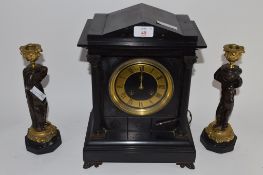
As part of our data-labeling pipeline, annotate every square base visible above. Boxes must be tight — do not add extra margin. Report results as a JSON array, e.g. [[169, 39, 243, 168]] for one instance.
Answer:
[[83, 111, 196, 168]]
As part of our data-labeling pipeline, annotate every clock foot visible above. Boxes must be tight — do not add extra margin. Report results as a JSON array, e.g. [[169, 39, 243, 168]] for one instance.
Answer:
[[83, 161, 103, 169], [176, 163, 195, 169]]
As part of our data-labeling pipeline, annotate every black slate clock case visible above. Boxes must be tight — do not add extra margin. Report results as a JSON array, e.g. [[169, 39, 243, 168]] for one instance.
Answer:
[[78, 4, 206, 169]]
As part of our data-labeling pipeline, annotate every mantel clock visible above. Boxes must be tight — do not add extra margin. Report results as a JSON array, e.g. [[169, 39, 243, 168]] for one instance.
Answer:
[[78, 3, 206, 169]]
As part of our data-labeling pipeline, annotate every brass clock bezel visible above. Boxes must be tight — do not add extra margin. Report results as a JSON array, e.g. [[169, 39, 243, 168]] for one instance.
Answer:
[[109, 58, 174, 116]]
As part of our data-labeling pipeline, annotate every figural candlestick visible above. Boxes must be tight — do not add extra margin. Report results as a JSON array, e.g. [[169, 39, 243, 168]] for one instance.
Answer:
[[20, 43, 62, 154], [200, 44, 245, 153]]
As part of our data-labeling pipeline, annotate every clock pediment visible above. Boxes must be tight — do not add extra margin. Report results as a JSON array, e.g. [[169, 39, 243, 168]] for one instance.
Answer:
[[78, 3, 206, 48]]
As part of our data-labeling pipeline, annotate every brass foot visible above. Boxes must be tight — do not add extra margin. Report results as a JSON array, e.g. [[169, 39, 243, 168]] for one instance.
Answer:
[[176, 163, 195, 169], [83, 161, 103, 169]]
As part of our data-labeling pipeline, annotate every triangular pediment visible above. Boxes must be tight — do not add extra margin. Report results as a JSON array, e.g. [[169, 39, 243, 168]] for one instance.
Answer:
[[87, 4, 184, 37], [78, 3, 207, 48], [103, 3, 183, 35]]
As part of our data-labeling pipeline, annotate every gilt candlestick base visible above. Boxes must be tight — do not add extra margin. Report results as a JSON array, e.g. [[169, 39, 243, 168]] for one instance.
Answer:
[[200, 121, 237, 153], [25, 122, 62, 154]]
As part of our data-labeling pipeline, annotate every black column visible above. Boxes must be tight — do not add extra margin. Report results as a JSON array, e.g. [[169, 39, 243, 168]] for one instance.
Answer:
[[87, 54, 105, 132], [179, 56, 197, 143]]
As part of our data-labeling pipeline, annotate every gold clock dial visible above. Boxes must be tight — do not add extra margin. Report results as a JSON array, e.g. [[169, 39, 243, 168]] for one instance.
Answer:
[[109, 58, 174, 116]]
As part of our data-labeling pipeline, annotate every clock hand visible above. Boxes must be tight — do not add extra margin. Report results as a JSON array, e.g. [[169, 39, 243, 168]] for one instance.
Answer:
[[139, 67, 144, 90]]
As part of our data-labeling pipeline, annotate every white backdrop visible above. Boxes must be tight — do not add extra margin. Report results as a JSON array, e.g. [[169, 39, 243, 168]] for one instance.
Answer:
[[0, 0, 262, 175]]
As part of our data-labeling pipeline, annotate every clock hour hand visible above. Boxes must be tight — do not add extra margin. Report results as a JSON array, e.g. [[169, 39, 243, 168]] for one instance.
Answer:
[[139, 67, 144, 90]]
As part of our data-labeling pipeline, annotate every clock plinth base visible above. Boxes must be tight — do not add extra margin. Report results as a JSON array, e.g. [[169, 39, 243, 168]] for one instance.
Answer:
[[200, 129, 237, 153], [83, 111, 196, 169]]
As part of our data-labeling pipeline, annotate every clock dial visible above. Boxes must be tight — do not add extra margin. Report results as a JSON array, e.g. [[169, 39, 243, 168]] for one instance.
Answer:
[[109, 58, 174, 116]]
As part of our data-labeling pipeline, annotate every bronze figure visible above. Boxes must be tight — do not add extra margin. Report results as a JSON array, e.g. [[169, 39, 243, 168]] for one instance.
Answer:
[[200, 44, 245, 153], [20, 43, 61, 154], [214, 63, 242, 129]]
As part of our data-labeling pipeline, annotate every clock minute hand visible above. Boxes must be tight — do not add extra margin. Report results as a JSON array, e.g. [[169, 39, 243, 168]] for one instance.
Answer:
[[139, 67, 144, 90]]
